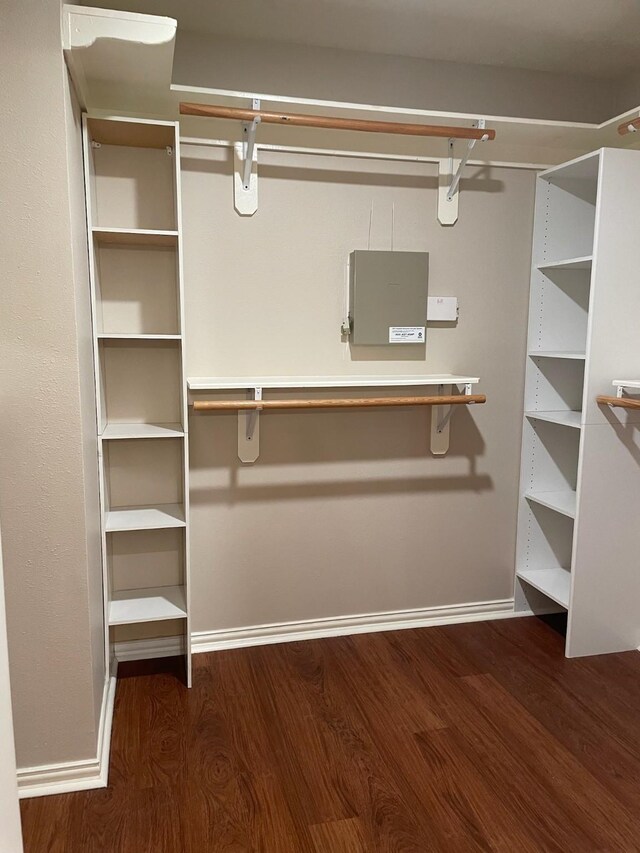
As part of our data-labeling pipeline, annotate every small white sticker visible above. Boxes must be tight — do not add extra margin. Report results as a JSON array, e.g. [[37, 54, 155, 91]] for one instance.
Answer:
[[389, 326, 425, 343]]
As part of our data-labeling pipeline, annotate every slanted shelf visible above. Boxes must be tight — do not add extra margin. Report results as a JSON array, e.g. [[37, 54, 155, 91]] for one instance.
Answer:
[[83, 114, 191, 685]]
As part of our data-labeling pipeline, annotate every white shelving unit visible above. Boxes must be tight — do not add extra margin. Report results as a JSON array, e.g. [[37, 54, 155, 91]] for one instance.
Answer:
[[83, 115, 191, 685], [515, 148, 640, 657]]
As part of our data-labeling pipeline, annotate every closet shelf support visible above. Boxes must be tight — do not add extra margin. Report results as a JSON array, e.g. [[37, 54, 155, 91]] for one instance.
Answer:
[[234, 98, 260, 215], [438, 120, 488, 226]]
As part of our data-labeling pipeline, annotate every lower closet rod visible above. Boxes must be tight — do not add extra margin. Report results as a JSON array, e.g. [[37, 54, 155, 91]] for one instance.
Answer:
[[192, 395, 486, 411]]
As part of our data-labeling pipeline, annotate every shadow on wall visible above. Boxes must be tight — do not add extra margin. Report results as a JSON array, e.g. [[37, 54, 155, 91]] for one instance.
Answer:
[[180, 152, 504, 194], [189, 404, 492, 504], [600, 406, 640, 466]]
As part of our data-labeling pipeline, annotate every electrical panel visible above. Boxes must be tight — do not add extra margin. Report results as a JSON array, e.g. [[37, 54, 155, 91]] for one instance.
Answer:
[[349, 250, 429, 345]]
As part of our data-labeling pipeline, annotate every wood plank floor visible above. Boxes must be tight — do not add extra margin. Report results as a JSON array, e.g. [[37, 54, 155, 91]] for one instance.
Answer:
[[20, 616, 640, 852]]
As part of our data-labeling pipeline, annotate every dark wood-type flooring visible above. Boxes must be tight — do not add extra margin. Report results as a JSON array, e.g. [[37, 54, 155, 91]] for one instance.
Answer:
[[20, 616, 640, 852]]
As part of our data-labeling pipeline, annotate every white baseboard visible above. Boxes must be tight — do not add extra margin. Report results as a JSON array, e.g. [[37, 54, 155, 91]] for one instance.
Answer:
[[191, 598, 523, 653], [17, 671, 117, 799], [114, 635, 185, 662]]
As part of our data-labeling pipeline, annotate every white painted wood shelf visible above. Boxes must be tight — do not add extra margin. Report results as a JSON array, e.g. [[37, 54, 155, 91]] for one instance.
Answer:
[[536, 256, 592, 271], [109, 585, 187, 626], [188, 374, 479, 390], [525, 411, 582, 429], [92, 227, 179, 247], [105, 504, 186, 532], [525, 490, 577, 519], [97, 334, 182, 341], [528, 351, 586, 360], [516, 568, 571, 609], [101, 423, 185, 440]]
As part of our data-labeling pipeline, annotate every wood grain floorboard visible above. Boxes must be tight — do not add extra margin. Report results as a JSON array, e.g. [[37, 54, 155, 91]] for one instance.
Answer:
[[309, 817, 368, 852], [19, 617, 640, 852]]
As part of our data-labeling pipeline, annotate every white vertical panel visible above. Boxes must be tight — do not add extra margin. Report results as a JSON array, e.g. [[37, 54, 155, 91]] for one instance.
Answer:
[[568, 422, 640, 656], [583, 149, 640, 425], [0, 528, 23, 852]]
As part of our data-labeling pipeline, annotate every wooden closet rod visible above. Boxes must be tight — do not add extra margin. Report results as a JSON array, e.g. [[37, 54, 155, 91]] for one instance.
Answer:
[[192, 394, 486, 411], [617, 117, 640, 135], [596, 394, 640, 410], [179, 104, 497, 141]]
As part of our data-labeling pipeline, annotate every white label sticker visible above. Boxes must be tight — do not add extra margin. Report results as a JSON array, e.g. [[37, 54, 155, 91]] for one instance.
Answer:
[[389, 326, 425, 343]]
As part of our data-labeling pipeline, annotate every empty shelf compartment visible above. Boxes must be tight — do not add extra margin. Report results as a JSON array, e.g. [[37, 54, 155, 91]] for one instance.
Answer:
[[525, 490, 577, 519], [517, 567, 571, 609], [101, 423, 184, 440], [109, 585, 187, 625], [525, 411, 582, 429], [105, 504, 186, 532], [537, 256, 592, 271]]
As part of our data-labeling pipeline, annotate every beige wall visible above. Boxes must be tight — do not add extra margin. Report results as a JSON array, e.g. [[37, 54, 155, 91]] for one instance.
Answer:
[[183, 147, 534, 631], [175, 30, 614, 124], [0, 0, 104, 768], [615, 69, 640, 117]]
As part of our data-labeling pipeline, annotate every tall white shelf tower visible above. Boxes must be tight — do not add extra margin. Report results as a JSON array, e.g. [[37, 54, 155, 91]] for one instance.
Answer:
[[82, 116, 191, 685], [515, 147, 640, 657]]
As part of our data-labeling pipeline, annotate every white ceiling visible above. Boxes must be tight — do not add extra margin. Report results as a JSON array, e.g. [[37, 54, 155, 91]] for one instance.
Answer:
[[85, 0, 640, 78]]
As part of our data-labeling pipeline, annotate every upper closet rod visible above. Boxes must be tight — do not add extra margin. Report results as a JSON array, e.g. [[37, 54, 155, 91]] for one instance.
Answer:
[[618, 117, 640, 135], [179, 103, 497, 141]]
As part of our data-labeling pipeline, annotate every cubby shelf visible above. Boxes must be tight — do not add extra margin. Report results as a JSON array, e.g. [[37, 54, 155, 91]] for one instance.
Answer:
[[528, 351, 586, 360], [97, 334, 182, 341], [92, 227, 179, 247], [516, 567, 571, 609], [101, 423, 184, 440], [525, 490, 577, 519], [536, 256, 592, 271], [109, 585, 187, 626], [105, 504, 186, 532], [524, 410, 582, 429]]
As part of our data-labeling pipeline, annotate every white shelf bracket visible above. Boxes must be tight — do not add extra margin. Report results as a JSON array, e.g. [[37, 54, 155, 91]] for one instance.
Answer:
[[437, 120, 488, 226], [430, 384, 452, 455], [234, 98, 260, 215], [238, 387, 262, 463]]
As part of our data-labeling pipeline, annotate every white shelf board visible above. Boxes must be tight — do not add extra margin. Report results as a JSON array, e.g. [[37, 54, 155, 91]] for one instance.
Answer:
[[109, 585, 187, 626], [537, 256, 592, 271], [517, 567, 571, 609], [612, 379, 640, 389], [101, 423, 184, 440], [86, 116, 175, 149], [97, 333, 181, 341], [92, 227, 178, 247], [188, 374, 479, 391], [525, 410, 582, 429], [105, 504, 186, 532], [525, 490, 577, 519], [528, 351, 586, 360]]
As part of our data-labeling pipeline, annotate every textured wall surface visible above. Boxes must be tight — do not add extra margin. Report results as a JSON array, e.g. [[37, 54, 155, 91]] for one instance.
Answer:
[[183, 148, 534, 632], [0, 0, 104, 768]]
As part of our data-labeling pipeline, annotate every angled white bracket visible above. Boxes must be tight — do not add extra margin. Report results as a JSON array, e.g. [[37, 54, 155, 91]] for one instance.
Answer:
[[238, 387, 262, 462], [430, 384, 452, 455], [438, 120, 488, 226], [234, 98, 260, 215], [430, 383, 474, 455]]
